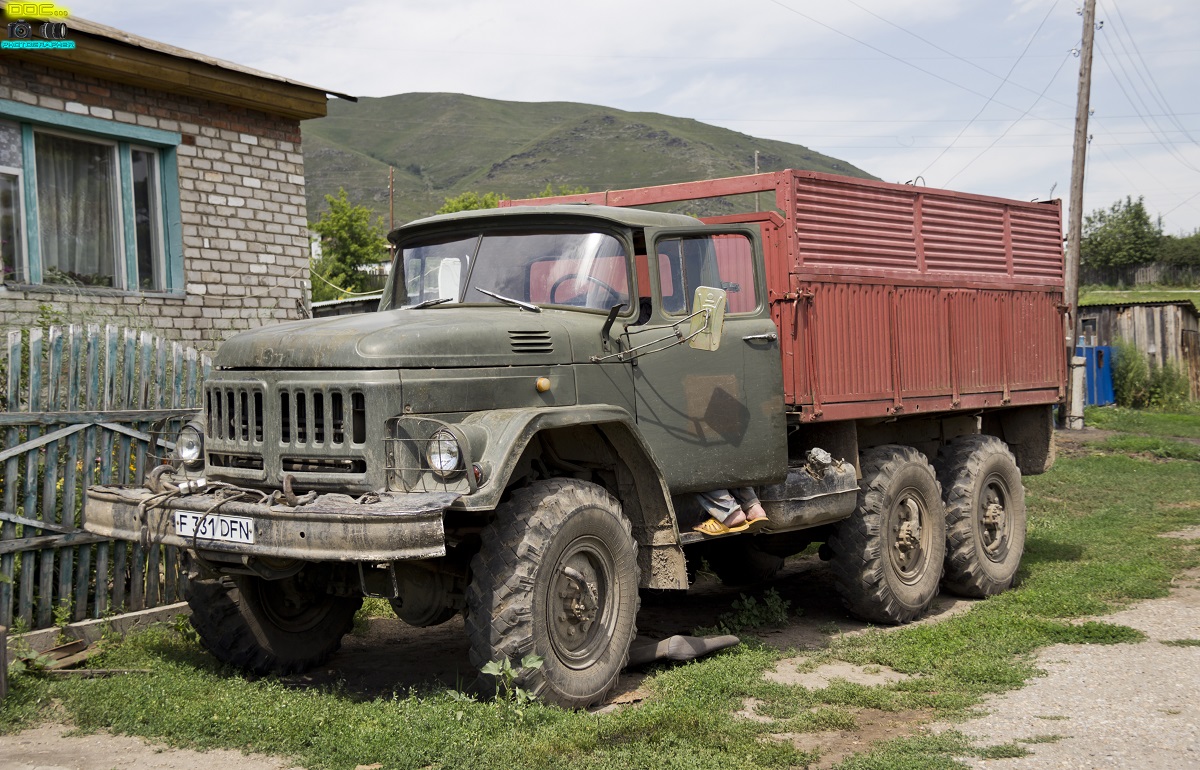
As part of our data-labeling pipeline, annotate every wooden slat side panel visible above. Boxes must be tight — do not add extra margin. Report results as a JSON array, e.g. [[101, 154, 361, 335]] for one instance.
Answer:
[[805, 282, 895, 403], [921, 198, 1008, 275], [1010, 205, 1065, 282], [947, 292, 1009, 396], [794, 180, 919, 272], [896, 287, 951, 396], [1009, 292, 1067, 389]]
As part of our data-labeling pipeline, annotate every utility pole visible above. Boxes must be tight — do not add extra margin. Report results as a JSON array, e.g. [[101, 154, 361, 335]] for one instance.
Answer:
[[388, 166, 396, 259], [389, 166, 395, 233], [754, 150, 761, 211], [1063, 0, 1096, 430]]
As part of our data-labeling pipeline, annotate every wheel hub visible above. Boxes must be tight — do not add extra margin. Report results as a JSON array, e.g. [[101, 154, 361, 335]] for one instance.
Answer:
[[981, 484, 1008, 558], [892, 495, 927, 581], [547, 535, 616, 669], [557, 565, 599, 638]]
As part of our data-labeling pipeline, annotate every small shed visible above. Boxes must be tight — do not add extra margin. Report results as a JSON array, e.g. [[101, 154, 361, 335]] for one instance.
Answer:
[[1078, 300, 1200, 399]]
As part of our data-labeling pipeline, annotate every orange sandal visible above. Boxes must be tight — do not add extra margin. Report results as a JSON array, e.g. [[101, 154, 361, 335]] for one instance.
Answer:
[[745, 516, 770, 533], [692, 517, 750, 536]]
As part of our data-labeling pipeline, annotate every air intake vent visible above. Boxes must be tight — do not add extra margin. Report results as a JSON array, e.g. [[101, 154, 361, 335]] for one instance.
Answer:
[[509, 330, 553, 354]]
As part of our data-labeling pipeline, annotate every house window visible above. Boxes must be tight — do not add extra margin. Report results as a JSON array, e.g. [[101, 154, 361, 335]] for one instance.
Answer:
[[131, 147, 164, 291], [0, 167, 22, 283], [35, 131, 122, 287], [0, 98, 184, 294]]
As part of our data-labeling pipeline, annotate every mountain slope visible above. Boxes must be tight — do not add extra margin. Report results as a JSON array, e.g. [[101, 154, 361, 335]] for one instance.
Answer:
[[301, 92, 876, 226]]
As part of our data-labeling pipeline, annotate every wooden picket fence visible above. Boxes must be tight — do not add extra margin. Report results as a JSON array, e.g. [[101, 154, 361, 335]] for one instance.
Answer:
[[0, 325, 210, 631]]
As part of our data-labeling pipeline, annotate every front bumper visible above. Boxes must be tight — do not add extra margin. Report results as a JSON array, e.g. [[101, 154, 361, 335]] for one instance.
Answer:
[[84, 486, 460, 562]]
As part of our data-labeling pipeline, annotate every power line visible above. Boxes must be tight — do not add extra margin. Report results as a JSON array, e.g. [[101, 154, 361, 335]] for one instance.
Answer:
[[1094, 19, 1200, 174], [762, 0, 1056, 121], [843, 0, 1074, 112], [1103, 0, 1198, 146], [943, 49, 1076, 186], [917, 0, 1062, 179]]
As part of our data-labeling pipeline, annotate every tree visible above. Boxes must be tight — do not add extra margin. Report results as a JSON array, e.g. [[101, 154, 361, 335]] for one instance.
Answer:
[[1080, 196, 1162, 268], [436, 191, 505, 214], [530, 183, 590, 198], [434, 185, 590, 215], [309, 188, 389, 302], [1157, 229, 1200, 266]]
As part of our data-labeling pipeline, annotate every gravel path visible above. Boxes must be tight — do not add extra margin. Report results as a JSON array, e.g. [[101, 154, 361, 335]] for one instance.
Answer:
[[944, 536, 1200, 769]]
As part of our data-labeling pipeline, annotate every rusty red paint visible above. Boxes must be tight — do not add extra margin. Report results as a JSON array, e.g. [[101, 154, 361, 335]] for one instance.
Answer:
[[506, 170, 1066, 419]]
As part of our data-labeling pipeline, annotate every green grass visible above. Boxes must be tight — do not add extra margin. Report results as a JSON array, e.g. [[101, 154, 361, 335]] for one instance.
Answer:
[[4, 418, 1200, 769], [1084, 405, 1200, 439], [1079, 286, 1200, 309], [1090, 435, 1200, 461]]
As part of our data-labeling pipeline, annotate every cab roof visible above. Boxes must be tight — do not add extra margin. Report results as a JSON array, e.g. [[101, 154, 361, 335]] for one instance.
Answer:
[[392, 204, 703, 241]]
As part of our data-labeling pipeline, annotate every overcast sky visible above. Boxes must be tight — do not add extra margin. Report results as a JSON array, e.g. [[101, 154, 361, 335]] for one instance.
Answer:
[[70, 0, 1200, 235]]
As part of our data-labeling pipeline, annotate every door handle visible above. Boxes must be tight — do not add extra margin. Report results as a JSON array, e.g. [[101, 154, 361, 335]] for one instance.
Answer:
[[742, 332, 778, 342]]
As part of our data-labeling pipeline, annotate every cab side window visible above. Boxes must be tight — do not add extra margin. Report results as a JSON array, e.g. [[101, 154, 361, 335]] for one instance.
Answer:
[[656, 233, 757, 315]]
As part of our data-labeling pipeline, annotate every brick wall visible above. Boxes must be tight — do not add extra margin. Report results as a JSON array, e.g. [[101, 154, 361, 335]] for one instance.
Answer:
[[0, 58, 314, 353]]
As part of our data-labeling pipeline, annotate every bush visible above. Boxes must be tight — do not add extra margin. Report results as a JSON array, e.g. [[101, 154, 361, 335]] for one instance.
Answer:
[[1111, 339, 1150, 408], [1148, 360, 1190, 409], [1111, 338, 1192, 408]]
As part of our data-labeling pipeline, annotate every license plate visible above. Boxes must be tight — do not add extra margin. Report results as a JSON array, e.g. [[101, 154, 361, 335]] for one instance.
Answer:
[[174, 511, 255, 544]]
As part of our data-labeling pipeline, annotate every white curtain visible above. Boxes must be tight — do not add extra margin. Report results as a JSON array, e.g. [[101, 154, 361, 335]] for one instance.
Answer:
[[35, 133, 119, 287]]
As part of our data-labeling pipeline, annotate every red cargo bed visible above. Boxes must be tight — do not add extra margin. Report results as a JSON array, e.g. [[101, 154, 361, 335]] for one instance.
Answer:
[[503, 170, 1066, 422]]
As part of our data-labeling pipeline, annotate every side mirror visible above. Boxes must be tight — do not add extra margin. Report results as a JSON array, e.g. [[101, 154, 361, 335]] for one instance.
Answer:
[[687, 286, 726, 351]]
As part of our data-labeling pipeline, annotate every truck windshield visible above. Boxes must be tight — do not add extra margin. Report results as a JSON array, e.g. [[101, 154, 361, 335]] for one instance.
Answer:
[[394, 230, 631, 312]]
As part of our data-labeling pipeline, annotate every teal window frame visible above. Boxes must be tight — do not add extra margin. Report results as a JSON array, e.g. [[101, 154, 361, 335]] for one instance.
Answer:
[[0, 99, 184, 293]]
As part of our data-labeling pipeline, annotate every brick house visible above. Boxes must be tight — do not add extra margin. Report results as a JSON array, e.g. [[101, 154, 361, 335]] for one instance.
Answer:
[[0, 7, 348, 349]]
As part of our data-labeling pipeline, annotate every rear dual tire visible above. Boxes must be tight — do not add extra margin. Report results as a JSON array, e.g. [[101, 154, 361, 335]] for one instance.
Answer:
[[827, 445, 946, 624], [936, 435, 1026, 598]]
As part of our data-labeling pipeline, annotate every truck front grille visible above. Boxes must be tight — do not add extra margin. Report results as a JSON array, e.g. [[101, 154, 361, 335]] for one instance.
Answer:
[[206, 385, 265, 445], [279, 388, 366, 447]]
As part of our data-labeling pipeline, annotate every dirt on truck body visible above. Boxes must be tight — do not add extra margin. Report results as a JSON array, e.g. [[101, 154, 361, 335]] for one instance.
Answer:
[[84, 169, 1066, 709]]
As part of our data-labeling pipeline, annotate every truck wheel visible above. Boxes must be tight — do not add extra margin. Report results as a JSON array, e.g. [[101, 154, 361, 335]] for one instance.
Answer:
[[186, 573, 362, 675], [465, 479, 640, 709], [827, 445, 946, 624], [936, 435, 1026, 597], [700, 539, 786, 585]]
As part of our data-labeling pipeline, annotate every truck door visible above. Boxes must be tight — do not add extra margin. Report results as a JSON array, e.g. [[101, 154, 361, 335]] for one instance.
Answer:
[[631, 226, 787, 493]]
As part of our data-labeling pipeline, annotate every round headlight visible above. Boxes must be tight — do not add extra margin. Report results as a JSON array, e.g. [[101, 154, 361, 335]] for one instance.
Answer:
[[177, 423, 204, 467], [425, 429, 461, 478]]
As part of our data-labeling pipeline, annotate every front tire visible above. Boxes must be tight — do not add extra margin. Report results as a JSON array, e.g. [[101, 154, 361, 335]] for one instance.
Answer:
[[466, 479, 640, 709], [936, 435, 1026, 598], [826, 445, 946, 624], [186, 572, 361, 675]]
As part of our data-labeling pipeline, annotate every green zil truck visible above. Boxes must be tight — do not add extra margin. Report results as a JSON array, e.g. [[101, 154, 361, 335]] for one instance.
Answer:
[[85, 170, 1065, 708]]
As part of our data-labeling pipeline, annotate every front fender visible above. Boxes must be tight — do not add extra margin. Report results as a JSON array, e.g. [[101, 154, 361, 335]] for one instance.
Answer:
[[457, 405, 654, 507], [458, 405, 688, 590]]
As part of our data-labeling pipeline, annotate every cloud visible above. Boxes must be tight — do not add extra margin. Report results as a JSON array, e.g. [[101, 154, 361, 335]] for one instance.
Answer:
[[68, 0, 1200, 232]]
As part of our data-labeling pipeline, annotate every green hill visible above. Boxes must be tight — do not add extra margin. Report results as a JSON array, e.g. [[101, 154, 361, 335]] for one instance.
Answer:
[[301, 92, 877, 227]]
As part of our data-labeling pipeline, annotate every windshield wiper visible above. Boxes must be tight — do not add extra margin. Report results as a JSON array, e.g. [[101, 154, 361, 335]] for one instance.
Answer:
[[475, 287, 541, 313], [407, 297, 453, 309]]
